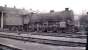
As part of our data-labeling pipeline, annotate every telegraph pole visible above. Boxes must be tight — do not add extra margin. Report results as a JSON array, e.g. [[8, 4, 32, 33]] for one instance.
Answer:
[[85, 25, 88, 50], [84, 12, 88, 50], [86, 12, 88, 50]]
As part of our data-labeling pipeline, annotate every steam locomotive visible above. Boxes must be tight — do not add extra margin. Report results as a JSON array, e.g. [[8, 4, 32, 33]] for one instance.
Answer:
[[22, 8, 79, 33]]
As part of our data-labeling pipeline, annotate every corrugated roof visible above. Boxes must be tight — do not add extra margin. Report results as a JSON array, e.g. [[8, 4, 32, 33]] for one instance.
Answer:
[[0, 6, 29, 15]]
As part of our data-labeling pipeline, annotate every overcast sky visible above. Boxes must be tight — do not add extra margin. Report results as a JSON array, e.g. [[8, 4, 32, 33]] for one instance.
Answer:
[[0, 0, 88, 14]]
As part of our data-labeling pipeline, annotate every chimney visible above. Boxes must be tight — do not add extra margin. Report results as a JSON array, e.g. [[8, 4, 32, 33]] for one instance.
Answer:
[[50, 10, 54, 13], [14, 5, 16, 8], [87, 12, 88, 14], [4, 4, 7, 7], [65, 8, 69, 11]]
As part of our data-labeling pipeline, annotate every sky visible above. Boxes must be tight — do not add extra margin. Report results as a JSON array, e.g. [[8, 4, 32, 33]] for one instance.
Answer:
[[0, 0, 88, 15]]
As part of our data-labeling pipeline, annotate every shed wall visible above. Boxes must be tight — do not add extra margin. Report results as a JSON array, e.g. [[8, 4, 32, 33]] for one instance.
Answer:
[[5, 14, 23, 25]]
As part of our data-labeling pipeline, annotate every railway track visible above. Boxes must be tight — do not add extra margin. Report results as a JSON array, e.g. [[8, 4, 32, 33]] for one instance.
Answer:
[[31, 32, 86, 39], [0, 34, 86, 47], [0, 44, 21, 50]]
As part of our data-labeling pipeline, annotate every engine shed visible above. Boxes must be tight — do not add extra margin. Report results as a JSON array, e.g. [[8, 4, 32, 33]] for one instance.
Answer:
[[0, 6, 29, 31]]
